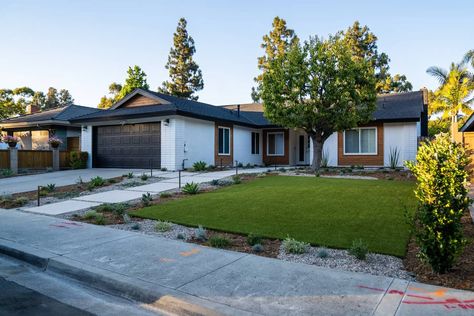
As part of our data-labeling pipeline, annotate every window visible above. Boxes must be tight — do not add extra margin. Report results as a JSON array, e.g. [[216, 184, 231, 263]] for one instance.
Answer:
[[344, 128, 377, 155], [218, 127, 230, 155], [32, 131, 50, 150], [251, 132, 260, 154], [267, 132, 284, 156]]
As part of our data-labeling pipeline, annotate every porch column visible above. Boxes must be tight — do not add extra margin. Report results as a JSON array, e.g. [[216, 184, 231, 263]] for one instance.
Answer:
[[9, 147, 18, 175], [52, 148, 60, 171]]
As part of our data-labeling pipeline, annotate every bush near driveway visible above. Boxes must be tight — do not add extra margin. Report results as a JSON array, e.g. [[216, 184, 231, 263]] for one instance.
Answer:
[[132, 176, 416, 256]]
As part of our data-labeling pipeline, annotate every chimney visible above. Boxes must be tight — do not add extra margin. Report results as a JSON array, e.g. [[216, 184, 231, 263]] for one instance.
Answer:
[[26, 104, 40, 114], [237, 104, 240, 117]]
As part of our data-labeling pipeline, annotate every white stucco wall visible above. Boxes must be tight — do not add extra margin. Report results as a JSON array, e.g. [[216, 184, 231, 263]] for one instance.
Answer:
[[234, 126, 262, 166], [182, 117, 215, 169], [80, 125, 93, 168], [309, 132, 338, 167], [383, 122, 418, 167]]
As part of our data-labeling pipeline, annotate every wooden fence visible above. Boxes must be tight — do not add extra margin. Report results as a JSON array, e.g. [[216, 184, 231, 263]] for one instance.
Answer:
[[0, 149, 70, 170]]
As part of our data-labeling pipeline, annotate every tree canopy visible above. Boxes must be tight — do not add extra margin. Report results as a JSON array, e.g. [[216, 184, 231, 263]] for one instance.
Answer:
[[261, 34, 377, 170], [159, 18, 203, 100]]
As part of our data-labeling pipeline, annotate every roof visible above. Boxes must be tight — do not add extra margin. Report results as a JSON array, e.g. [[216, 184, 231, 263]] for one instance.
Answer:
[[460, 114, 474, 132], [0, 105, 101, 126], [71, 88, 426, 127]]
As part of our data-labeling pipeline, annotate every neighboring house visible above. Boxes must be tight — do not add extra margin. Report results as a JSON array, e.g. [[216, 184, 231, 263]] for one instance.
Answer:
[[0, 105, 100, 151], [69, 88, 428, 170]]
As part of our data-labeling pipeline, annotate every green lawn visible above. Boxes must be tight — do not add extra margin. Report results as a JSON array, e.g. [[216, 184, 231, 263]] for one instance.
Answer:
[[133, 176, 416, 257]]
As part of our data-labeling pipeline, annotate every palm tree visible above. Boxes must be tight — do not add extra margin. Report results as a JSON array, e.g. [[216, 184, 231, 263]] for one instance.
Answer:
[[427, 58, 474, 140], [464, 49, 474, 68]]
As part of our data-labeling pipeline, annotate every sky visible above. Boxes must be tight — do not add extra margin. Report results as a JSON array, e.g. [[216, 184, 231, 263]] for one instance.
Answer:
[[1, 0, 472, 108]]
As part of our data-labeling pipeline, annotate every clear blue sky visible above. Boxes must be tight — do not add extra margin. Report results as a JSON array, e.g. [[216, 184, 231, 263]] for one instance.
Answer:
[[1, 0, 472, 107]]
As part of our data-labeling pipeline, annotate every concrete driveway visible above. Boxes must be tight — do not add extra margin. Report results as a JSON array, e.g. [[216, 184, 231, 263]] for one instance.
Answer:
[[0, 168, 149, 195]]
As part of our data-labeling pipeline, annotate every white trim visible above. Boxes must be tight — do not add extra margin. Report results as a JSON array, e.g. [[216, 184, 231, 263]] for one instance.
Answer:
[[267, 132, 285, 156], [217, 126, 231, 155], [343, 127, 378, 155]]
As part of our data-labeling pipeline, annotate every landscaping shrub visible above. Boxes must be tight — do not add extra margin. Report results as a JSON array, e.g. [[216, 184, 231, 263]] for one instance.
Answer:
[[160, 192, 172, 198], [406, 135, 471, 273], [45, 183, 56, 193], [0, 195, 28, 208], [87, 176, 105, 190], [1, 169, 13, 177], [207, 165, 216, 171], [155, 220, 172, 232], [246, 233, 263, 246], [282, 236, 309, 254], [194, 225, 207, 241], [140, 173, 149, 181], [182, 182, 199, 194], [193, 161, 207, 171], [252, 243, 264, 253], [321, 150, 329, 168], [69, 151, 88, 169], [176, 233, 186, 240], [76, 176, 84, 185], [131, 222, 141, 230], [208, 235, 231, 248], [141, 192, 153, 206], [126, 172, 134, 179], [237, 162, 243, 168], [349, 239, 369, 260], [83, 210, 99, 220], [211, 179, 220, 186], [232, 175, 241, 184], [278, 167, 286, 173], [161, 167, 167, 171], [245, 163, 253, 169], [389, 147, 400, 170], [317, 248, 329, 258], [108, 178, 117, 184]]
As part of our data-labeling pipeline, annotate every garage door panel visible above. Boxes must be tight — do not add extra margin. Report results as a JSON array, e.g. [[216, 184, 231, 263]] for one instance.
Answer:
[[94, 123, 161, 168]]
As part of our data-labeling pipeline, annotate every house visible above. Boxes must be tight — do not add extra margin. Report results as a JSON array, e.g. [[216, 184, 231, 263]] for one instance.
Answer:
[[0, 105, 100, 151], [69, 88, 428, 170]]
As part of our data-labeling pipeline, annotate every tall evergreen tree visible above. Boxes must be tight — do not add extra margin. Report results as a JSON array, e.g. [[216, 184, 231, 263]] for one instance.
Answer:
[[343, 22, 412, 94], [58, 89, 74, 106], [159, 18, 203, 100], [45, 87, 59, 109], [98, 82, 123, 109], [252, 16, 299, 102], [117, 66, 149, 100]]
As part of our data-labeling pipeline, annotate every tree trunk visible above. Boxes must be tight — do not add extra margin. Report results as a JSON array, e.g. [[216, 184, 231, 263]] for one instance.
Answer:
[[310, 134, 324, 172]]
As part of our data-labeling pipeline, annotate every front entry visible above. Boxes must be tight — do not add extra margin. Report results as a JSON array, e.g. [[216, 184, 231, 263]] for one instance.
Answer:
[[298, 135, 305, 163]]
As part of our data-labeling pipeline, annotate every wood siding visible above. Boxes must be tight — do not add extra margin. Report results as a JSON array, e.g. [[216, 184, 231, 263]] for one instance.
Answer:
[[338, 123, 384, 166], [0, 150, 9, 169], [462, 132, 474, 178], [60, 151, 70, 168], [214, 122, 234, 167], [67, 137, 80, 151], [122, 95, 160, 108], [18, 150, 53, 169], [262, 129, 289, 165]]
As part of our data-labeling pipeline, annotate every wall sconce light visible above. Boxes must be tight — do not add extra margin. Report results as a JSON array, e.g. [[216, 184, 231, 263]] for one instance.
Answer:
[[163, 119, 170, 126]]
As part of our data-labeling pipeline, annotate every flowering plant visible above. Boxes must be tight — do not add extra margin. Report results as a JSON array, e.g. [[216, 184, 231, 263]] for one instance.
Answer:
[[48, 137, 63, 148], [2, 135, 20, 144]]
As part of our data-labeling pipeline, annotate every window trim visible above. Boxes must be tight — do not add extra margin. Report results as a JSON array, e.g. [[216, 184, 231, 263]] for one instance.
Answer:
[[343, 127, 378, 156], [266, 132, 285, 157], [217, 126, 231, 156], [251, 132, 260, 155]]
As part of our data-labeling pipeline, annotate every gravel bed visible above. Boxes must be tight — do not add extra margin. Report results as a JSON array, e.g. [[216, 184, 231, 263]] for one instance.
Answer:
[[109, 219, 196, 240], [278, 245, 415, 280]]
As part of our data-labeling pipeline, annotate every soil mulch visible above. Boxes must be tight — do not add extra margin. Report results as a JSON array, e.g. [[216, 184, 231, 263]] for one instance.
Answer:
[[404, 211, 474, 291], [289, 168, 415, 181]]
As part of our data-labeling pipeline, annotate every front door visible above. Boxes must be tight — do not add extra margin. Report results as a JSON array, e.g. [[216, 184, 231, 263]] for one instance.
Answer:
[[298, 135, 305, 163]]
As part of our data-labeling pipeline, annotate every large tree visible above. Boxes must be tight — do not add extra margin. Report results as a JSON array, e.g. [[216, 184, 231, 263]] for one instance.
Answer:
[[58, 89, 74, 106], [159, 18, 203, 100], [251, 16, 299, 102], [45, 87, 60, 109], [98, 82, 122, 109], [117, 65, 149, 100], [427, 60, 474, 139], [0, 89, 20, 119], [261, 36, 377, 171], [343, 21, 412, 94]]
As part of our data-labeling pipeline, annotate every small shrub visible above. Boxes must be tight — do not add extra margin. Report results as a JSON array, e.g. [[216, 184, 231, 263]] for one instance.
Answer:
[[69, 151, 88, 169], [45, 183, 56, 193], [246, 233, 262, 246], [140, 173, 149, 181], [237, 162, 243, 168], [131, 222, 140, 230], [278, 167, 286, 173], [194, 225, 207, 241], [232, 175, 241, 184], [126, 172, 134, 179], [121, 181, 141, 188], [192, 161, 207, 171], [14, 197, 28, 207], [1, 169, 13, 177], [122, 213, 131, 223], [208, 235, 231, 248], [349, 239, 369, 260], [252, 243, 264, 253], [1, 196, 30, 208], [112, 203, 128, 216], [211, 179, 220, 186], [317, 248, 329, 258], [94, 213, 106, 225], [155, 221, 172, 232], [389, 147, 400, 170], [160, 167, 167, 171], [282, 236, 309, 254], [141, 192, 153, 206], [76, 176, 84, 185], [160, 192, 172, 198], [321, 150, 329, 168], [182, 182, 199, 194], [245, 163, 253, 169], [83, 210, 99, 220], [108, 178, 117, 184], [207, 164, 216, 171], [176, 233, 186, 240], [94, 204, 114, 213], [87, 176, 105, 190]]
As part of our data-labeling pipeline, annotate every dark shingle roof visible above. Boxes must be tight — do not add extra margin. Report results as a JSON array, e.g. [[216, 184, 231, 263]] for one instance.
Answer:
[[71, 89, 425, 127], [0, 105, 100, 124]]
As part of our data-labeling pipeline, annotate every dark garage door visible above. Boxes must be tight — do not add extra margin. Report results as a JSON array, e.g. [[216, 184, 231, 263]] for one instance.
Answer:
[[94, 123, 160, 168]]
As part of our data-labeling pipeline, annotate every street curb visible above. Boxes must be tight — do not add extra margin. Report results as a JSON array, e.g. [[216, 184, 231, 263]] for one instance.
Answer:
[[0, 239, 253, 316]]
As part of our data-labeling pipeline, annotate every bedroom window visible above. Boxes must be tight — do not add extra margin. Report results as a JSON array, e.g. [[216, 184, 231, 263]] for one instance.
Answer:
[[267, 132, 284, 156], [251, 132, 260, 154], [218, 127, 230, 155], [344, 128, 377, 155]]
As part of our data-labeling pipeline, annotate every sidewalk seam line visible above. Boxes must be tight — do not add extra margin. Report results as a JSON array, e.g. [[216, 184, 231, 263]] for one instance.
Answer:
[[393, 281, 410, 316], [371, 278, 394, 316]]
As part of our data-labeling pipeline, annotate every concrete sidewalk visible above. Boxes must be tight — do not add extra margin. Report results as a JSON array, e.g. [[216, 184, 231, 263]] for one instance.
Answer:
[[20, 168, 269, 215], [0, 210, 472, 315]]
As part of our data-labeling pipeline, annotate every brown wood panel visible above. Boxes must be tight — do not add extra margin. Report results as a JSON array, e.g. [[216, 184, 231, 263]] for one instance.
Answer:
[[214, 123, 234, 167], [67, 137, 80, 151], [0, 150, 9, 169], [94, 123, 161, 168], [18, 150, 53, 169], [60, 151, 70, 168], [338, 123, 384, 166], [122, 95, 159, 108], [262, 129, 289, 166], [463, 132, 474, 178]]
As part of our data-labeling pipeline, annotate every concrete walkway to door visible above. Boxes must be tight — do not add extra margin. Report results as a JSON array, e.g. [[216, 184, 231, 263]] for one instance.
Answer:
[[0, 168, 149, 195]]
